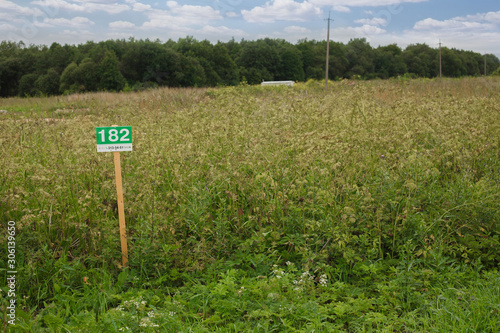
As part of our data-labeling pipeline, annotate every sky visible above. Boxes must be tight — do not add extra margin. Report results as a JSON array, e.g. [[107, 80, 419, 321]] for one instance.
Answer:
[[1, 0, 499, 58]]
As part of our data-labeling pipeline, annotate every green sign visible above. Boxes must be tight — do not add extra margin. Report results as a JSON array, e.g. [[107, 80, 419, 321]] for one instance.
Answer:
[[96, 126, 132, 152]]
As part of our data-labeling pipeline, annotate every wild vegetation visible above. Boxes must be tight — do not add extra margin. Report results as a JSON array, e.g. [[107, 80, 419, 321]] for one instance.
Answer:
[[1, 77, 499, 332], [1, 37, 500, 98]]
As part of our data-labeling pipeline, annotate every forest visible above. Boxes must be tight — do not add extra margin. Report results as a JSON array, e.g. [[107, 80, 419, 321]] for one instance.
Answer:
[[0, 37, 499, 97]]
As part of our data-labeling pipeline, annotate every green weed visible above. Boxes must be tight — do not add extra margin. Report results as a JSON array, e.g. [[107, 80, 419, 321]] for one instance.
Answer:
[[1, 78, 499, 331]]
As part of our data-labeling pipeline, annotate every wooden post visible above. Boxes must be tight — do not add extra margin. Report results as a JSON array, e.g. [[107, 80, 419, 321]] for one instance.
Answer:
[[113, 146, 128, 267]]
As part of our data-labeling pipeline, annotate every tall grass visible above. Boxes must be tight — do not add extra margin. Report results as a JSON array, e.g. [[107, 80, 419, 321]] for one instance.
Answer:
[[1, 78, 499, 331]]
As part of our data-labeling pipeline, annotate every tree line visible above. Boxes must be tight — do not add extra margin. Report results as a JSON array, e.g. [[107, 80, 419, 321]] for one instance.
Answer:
[[1, 37, 499, 97]]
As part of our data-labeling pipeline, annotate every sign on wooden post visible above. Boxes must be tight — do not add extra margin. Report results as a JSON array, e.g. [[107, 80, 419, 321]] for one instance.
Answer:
[[96, 126, 132, 152], [96, 126, 132, 267]]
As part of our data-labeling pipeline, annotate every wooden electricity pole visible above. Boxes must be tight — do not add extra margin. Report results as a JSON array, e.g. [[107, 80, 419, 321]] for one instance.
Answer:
[[439, 40, 442, 78], [325, 12, 332, 89]]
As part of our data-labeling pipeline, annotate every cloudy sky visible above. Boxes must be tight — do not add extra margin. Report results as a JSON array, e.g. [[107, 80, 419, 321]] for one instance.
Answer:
[[1, 0, 499, 57]]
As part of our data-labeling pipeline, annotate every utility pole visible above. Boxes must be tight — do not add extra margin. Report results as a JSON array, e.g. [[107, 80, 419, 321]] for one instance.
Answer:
[[439, 40, 442, 78], [325, 12, 332, 89]]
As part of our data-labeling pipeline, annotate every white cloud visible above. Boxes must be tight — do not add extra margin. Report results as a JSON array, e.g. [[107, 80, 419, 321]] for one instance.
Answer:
[[106, 32, 135, 40], [482, 11, 500, 23], [47, 28, 95, 42], [0, 0, 43, 21], [413, 16, 495, 32], [200, 25, 247, 37], [225, 12, 239, 18], [0, 23, 17, 31], [119, 0, 150, 12], [284, 25, 311, 34], [0, 13, 23, 24], [392, 11, 500, 55], [34, 16, 94, 28], [142, 3, 222, 30], [263, 26, 313, 41], [30, 0, 130, 14], [132, 2, 151, 12], [109, 21, 136, 29], [310, 0, 428, 6], [333, 5, 350, 13], [166, 1, 221, 20], [355, 17, 388, 26], [338, 25, 387, 36], [457, 11, 500, 25], [242, 0, 322, 23]]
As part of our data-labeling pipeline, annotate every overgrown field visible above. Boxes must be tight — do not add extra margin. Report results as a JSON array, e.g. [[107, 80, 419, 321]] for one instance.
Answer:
[[1, 78, 500, 332]]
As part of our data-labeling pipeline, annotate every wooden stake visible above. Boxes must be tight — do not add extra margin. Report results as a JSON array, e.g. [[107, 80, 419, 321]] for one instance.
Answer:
[[113, 150, 128, 267]]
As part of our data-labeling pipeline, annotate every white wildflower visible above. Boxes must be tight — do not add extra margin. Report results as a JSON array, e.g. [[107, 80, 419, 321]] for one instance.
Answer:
[[319, 274, 328, 287], [139, 317, 159, 328]]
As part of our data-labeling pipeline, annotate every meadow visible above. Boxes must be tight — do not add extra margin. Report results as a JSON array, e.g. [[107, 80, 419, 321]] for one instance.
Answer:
[[1, 77, 499, 332]]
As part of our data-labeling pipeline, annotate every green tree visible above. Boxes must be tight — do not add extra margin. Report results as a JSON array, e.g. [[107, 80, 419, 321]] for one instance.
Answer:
[[222, 37, 242, 60], [76, 58, 99, 91], [18, 73, 39, 97], [47, 42, 74, 74], [374, 44, 407, 78], [456, 50, 482, 76], [329, 42, 349, 79], [236, 40, 280, 84], [485, 54, 500, 75], [97, 51, 125, 91], [148, 47, 183, 87], [60, 62, 79, 93], [178, 55, 206, 87], [492, 65, 500, 76], [346, 38, 375, 78], [278, 46, 304, 81], [403, 44, 438, 77], [296, 39, 324, 80], [442, 48, 466, 77], [0, 57, 23, 97], [121, 39, 183, 87], [35, 68, 60, 96], [174, 37, 240, 86], [212, 43, 239, 85]]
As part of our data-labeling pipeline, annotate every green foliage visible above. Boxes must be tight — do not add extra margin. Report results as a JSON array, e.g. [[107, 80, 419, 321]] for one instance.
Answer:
[[1, 38, 499, 97], [346, 38, 375, 78], [403, 44, 439, 78], [0, 55, 23, 97], [18, 73, 39, 97], [35, 68, 61, 96], [236, 39, 281, 83], [278, 48, 305, 81], [375, 44, 407, 78], [59, 62, 80, 93], [97, 51, 126, 91], [1, 78, 500, 331]]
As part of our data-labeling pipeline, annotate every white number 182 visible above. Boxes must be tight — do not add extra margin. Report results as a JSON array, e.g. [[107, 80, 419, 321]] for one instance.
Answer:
[[98, 128, 130, 142]]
